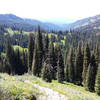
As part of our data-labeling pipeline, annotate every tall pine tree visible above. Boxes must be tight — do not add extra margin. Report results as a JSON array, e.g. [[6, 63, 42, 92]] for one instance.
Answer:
[[49, 38, 56, 79], [75, 42, 83, 85], [85, 64, 95, 92], [95, 64, 100, 95], [57, 46, 65, 83], [95, 43, 99, 65], [6, 38, 15, 75], [82, 43, 90, 86], [28, 33, 34, 73], [67, 46, 74, 83], [85, 53, 97, 92], [41, 62, 52, 82], [32, 26, 43, 77]]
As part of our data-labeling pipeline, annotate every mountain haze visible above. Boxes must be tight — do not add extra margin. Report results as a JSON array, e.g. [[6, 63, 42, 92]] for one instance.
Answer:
[[0, 14, 100, 33], [0, 14, 61, 31]]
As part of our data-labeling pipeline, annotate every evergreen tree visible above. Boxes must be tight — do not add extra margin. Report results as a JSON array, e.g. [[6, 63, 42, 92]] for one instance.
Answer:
[[45, 33, 49, 52], [42, 33, 49, 62], [32, 47, 38, 76], [49, 38, 56, 79], [95, 43, 99, 65], [85, 53, 97, 92], [67, 46, 74, 83], [90, 53, 98, 86], [65, 64, 69, 82], [32, 26, 43, 77], [6, 38, 15, 75], [41, 62, 52, 82], [15, 48, 20, 74], [82, 43, 90, 86], [44, 33, 49, 55], [75, 42, 83, 85], [15, 48, 25, 75], [53, 43, 59, 79], [85, 64, 95, 92], [57, 46, 65, 83], [28, 33, 34, 73], [95, 64, 100, 95], [22, 49, 28, 73]]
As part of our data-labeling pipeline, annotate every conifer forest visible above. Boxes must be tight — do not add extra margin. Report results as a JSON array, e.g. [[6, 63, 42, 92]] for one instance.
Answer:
[[0, 23, 100, 100]]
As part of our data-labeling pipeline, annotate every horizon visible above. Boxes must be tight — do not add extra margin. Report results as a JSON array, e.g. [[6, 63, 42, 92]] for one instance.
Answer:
[[1, 13, 100, 25], [0, 0, 100, 23]]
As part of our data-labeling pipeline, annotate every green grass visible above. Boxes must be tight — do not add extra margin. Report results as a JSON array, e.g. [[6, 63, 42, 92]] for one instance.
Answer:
[[61, 40, 65, 45], [5, 28, 21, 36], [64, 36, 66, 40], [31, 79, 100, 100], [1, 53, 6, 57], [48, 33, 57, 39], [13, 45, 28, 52], [0, 73, 44, 100], [5, 28, 35, 36], [0, 73, 100, 100], [23, 31, 34, 35], [19, 75, 100, 100]]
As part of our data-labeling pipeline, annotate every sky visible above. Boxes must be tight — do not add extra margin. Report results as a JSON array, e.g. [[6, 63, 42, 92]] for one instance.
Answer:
[[0, 0, 100, 23]]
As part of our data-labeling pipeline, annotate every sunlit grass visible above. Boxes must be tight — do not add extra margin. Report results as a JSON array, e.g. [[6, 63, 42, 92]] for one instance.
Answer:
[[61, 40, 65, 45], [20, 74, 100, 100], [0, 73, 100, 100], [13, 45, 28, 52], [0, 73, 44, 100]]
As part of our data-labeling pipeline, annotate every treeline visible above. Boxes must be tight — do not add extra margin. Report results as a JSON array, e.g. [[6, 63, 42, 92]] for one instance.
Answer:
[[0, 26, 100, 96]]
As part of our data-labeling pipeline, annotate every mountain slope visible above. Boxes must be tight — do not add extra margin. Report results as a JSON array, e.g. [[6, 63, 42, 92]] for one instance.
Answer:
[[65, 15, 100, 34], [1, 14, 100, 33], [0, 14, 62, 31]]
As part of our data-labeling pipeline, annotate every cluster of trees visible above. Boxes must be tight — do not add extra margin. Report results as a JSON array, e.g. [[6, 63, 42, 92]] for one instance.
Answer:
[[0, 25, 100, 96], [0, 38, 28, 75], [28, 26, 100, 95]]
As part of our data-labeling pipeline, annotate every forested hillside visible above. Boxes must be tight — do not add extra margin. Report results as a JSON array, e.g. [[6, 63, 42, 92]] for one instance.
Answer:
[[0, 24, 100, 99]]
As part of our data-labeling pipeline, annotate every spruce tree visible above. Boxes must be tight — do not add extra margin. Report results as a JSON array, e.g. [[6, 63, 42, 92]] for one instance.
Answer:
[[32, 47, 38, 76], [65, 64, 69, 82], [85, 64, 94, 91], [14, 48, 26, 75], [90, 53, 98, 88], [45, 33, 49, 52], [32, 26, 43, 77], [95, 64, 100, 95], [42, 33, 49, 62], [85, 53, 97, 92], [67, 46, 74, 83], [28, 33, 34, 73], [15, 48, 20, 74], [6, 38, 15, 75], [57, 46, 65, 83], [54, 43, 59, 79], [22, 49, 28, 73], [82, 43, 90, 86], [42, 62, 52, 82], [75, 42, 83, 85], [95, 43, 99, 65], [44, 33, 49, 55], [49, 38, 56, 79]]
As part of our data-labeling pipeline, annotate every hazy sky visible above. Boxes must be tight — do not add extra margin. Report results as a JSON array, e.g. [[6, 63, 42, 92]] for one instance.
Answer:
[[0, 0, 100, 22]]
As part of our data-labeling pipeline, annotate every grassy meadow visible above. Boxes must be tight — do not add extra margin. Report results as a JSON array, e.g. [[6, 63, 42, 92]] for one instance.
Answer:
[[0, 73, 100, 100]]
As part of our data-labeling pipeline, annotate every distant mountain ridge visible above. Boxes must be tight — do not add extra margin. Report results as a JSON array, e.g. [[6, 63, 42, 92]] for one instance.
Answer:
[[65, 15, 100, 34], [0, 14, 100, 33], [0, 14, 62, 31]]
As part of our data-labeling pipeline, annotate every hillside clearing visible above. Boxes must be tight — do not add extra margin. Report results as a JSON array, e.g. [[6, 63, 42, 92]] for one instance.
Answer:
[[25, 80, 68, 100], [0, 73, 100, 100]]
